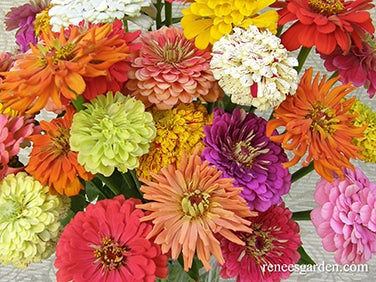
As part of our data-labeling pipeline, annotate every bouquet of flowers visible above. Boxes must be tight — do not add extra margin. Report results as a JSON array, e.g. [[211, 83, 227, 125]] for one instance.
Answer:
[[0, 0, 375, 281]]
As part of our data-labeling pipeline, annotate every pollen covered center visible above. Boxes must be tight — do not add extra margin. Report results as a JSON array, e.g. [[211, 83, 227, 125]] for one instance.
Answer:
[[181, 189, 210, 218], [309, 0, 345, 16], [93, 237, 128, 271]]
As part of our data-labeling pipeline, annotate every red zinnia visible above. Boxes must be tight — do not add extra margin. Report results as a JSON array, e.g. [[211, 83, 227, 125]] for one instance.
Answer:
[[278, 0, 375, 55]]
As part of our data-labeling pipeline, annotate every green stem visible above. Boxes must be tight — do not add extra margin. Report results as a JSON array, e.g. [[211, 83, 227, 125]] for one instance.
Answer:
[[292, 210, 312, 221], [291, 161, 314, 183], [121, 171, 143, 199], [295, 47, 312, 74], [155, 0, 163, 29], [164, 1, 172, 26], [71, 95, 85, 111]]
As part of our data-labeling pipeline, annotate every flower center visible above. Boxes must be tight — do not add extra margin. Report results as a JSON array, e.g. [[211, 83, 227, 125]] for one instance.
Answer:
[[307, 102, 338, 134], [52, 127, 71, 153], [0, 200, 21, 223], [150, 39, 194, 65], [181, 189, 210, 218], [232, 133, 269, 167], [309, 0, 345, 16], [93, 237, 128, 271], [241, 225, 272, 264]]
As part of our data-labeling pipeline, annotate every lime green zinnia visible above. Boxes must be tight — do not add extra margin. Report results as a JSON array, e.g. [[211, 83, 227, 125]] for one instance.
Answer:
[[181, 0, 279, 49], [0, 172, 67, 268], [350, 100, 376, 163], [70, 92, 156, 176]]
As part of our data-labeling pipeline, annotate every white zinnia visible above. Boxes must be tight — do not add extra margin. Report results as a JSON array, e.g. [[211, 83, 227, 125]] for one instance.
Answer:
[[210, 26, 299, 111], [49, 0, 153, 31]]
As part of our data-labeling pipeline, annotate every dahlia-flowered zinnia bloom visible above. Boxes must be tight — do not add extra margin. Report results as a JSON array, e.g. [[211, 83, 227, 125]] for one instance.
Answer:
[[181, 0, 279, 50], [0, 20, 140, 114], [48, 0, 152, 32], [348, 100, 376, 163], [210, 26, 298, 111], [137, 102, 212, 179], [220, 204, 301, 282], [278, 0, 375, 55], [321, 35, 376, 98], [137, 148, 256, 271], [26, 106, 94, 196], [126, 26, 222, 110], [0, 172, 67, 268], [4, 0, 50, 52], [70, 92, 156, 177], [0, 112, 36, 180], [55, 195, 168, 282], [202, 108, 291, 212], [266, 68, 365, 182], [311, 167, 376, 265]]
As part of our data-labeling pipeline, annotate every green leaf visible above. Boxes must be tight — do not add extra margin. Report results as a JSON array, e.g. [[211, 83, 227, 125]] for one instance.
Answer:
[[60, 209, 76, 227], [158, 259, 195, 282], [71, 95, 85, 111], [297, 246, 315, 265], [70, 191, 88, 213], [292, 210, 313, 221], [85, 180, 107, 202]]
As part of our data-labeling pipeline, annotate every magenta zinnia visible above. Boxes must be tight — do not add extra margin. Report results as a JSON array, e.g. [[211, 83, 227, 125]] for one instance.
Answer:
[[137, 149, 256, 271], [55, 195, 168, 282], [125, 26, 222, 110], [219, 204, 301, 282], [311, 167, 376, 265]]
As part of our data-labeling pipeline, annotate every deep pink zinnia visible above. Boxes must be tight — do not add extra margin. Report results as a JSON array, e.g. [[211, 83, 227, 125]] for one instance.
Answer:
[[55, 195, 168, 282], [125, 26, 222, 110], [219, 204, 301, 282], [311, 167, 376, 265], [321, 36, 376, 98]]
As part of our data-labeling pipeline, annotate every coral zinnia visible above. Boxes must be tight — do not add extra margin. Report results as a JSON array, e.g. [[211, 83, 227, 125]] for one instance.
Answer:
[[202, 108, 291, 212], [55, 195, 168, 282], [26, 106, 94, 196], [0, 20, 139, 114], [137, 102, 212, 180], [70, 92, 156, 177], [266, 68, 365, 182], [219, 204, 301, 282], [311, 167, 376, 265], [137, 148, 256, 271], [125, 26, 222, 110], [181, 0, 279, 50], [278, 0, 375, 55], [0, 172, 67, 268]]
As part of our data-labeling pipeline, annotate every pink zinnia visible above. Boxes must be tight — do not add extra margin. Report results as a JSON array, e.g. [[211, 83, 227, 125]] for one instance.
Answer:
[[55, 195, 168, 282], [219, 204, 301, 282], [0, 114, 36, 180], [125, 26, 222, 110], [321, 36, 376, 98], [311, 167, 376, 265]]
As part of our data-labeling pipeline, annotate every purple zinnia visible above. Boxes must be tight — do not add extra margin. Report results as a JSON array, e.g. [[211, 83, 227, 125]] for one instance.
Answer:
[[202, 108, 291, 212]]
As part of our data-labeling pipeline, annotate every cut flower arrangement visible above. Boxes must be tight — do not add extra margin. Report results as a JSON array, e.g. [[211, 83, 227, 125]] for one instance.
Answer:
[[0, 0, 375, 281]]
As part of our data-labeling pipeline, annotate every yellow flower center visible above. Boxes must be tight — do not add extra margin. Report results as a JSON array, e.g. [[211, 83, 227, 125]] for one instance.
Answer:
[[232, 134, 269, 168], [309, 0, 345, 16], [93, 237, 128, 271], [150, 39, 194, 65], [181, 189, 210, 218], [308, 102, 339, 134], [240, 224, 272, 264], [52, 127, 71, 154]]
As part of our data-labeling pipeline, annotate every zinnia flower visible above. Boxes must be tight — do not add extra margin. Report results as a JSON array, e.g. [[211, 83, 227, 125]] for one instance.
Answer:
[[349, 100, 376, 163], [125, 26, 222, 110], [137, 102, 212, 179], [203, 108, 291, 212], [321, 35, 376, 98], [210, 26, 298, 111], [0, 172, 67, 268], [70, 92, 156, 177], [311, 167, 376, 265], [137, 148, 256, 271], [0, 20, 139, 114], [266, 68, 365, 182], [219, 204, 301, 282], [4, 0, 50, 52], [0, 113, 36, 180], [181, 0, 279, 50], [55, 195, 168, 282], [278, 0, 375, 55], [48, 0, 152, 32], [26, 106, 94, 196]]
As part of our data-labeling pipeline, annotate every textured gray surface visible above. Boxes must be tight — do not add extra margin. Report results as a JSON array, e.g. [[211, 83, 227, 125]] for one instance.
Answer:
[[1, 1, 375, 281]]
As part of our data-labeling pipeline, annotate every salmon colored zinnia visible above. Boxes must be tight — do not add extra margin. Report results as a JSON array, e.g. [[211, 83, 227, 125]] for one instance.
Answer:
[[137, 148, 256, 272], [266, 68, 365, 182], [26, 106, 93, 196]]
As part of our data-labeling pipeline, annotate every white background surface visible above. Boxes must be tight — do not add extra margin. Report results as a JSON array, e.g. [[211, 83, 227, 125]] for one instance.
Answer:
[[1, 1, 375, 281]]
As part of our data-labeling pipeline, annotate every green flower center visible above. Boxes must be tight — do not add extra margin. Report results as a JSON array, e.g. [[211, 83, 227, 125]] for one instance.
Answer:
[[309, 0, 345, 16], [181, 189, 210, 218], [93, 237, 128, 271], [0, 200, 21, 223], [307, 102, 338, 134]]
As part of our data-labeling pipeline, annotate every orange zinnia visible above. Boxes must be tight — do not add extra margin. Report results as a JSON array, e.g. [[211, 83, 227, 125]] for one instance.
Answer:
[[137, 148, 256, 271], [26, 106, 93, 196], [0, 20, 138, 114], [266, 68, 365, 182]]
